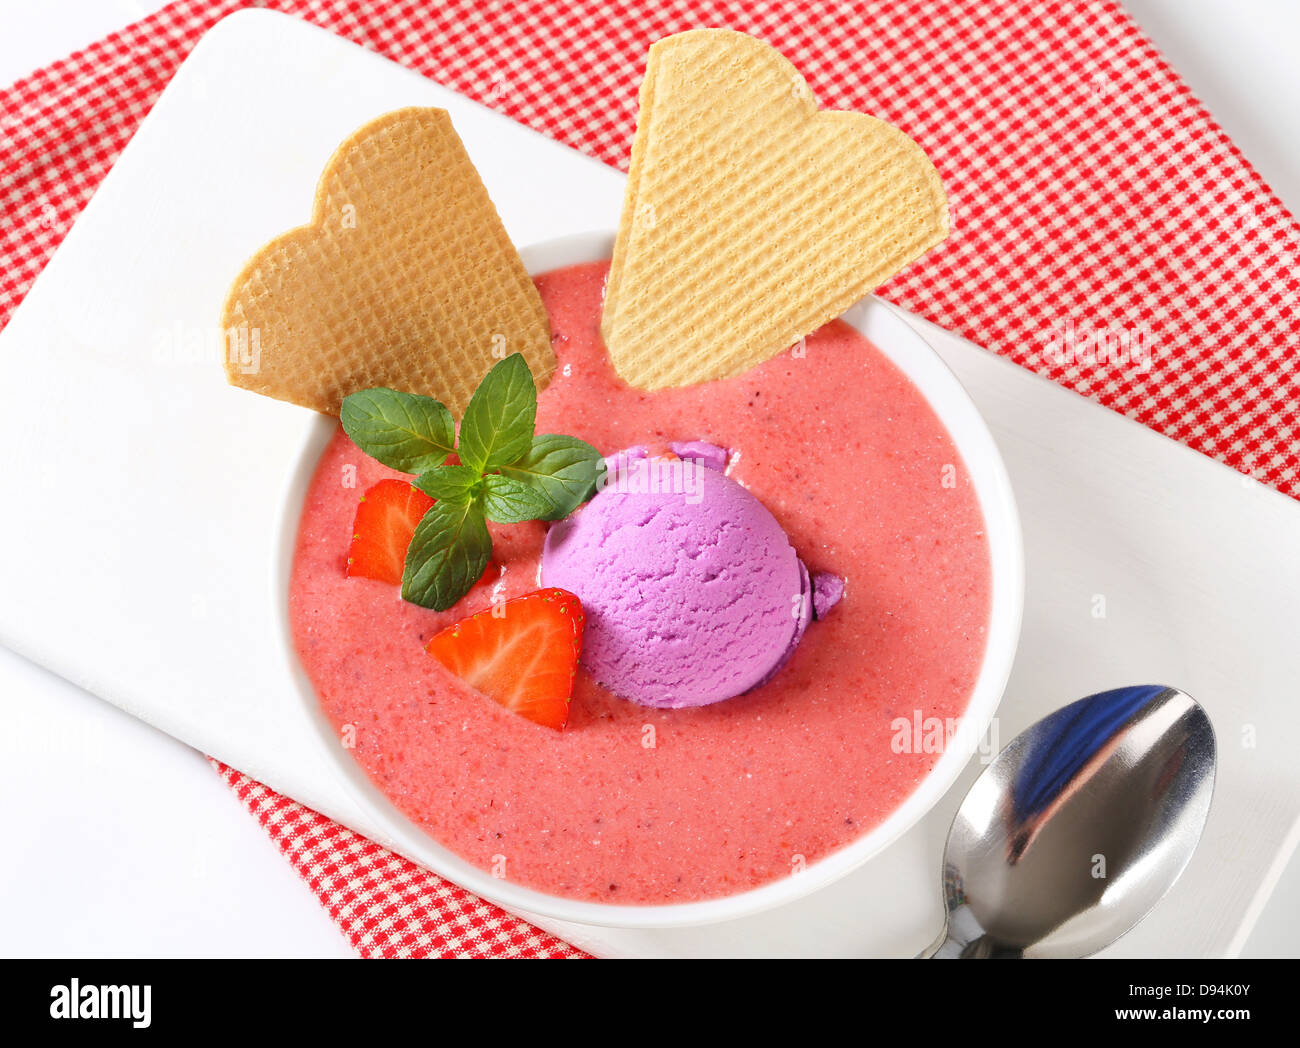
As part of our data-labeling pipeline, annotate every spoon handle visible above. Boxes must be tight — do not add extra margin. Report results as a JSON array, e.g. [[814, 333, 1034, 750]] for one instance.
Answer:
[[918, 923, 1022, 958], [915, 928, 948, 958]]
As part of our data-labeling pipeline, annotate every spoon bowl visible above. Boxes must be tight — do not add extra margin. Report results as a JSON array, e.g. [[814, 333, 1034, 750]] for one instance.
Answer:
[[925, 684, 1216, 958]]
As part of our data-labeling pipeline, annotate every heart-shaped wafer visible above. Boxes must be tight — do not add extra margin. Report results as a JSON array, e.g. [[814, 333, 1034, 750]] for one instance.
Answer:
[[222, 107, 553, 415], [602, 30, 949, 390]]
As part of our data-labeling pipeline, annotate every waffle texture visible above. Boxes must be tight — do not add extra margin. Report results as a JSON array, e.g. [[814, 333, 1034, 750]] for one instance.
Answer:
[[603, 30, 948, 389], [222, 107, 553, 415]]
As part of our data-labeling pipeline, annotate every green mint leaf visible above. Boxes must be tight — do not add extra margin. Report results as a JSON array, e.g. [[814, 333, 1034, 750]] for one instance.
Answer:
[[498, 434, 605, 521], [414, 465, 481, 506], [481, 474, 555, 523], [401, 500, 491, 611], [457, 354, 537, 473], [340, 388, 455, 474]]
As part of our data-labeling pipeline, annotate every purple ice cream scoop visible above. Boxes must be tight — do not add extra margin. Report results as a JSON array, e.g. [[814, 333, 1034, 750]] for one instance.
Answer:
[[541, 444, 840, 708]]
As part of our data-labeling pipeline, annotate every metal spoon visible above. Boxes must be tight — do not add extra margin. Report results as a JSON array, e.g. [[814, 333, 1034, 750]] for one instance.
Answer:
[[922, 684, 1215, 958]]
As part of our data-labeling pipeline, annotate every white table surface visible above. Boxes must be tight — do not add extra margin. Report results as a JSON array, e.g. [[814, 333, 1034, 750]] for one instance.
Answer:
[[0, 0, 1296, 958]]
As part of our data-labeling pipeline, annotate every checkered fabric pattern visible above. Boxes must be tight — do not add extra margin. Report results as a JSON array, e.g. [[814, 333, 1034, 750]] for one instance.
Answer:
[[2, 0, 1296, 957], [210, 760, 585, 957]]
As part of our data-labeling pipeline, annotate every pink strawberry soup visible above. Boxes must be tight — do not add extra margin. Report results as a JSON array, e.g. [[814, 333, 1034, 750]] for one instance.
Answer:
[[289, 260, 991, 904]]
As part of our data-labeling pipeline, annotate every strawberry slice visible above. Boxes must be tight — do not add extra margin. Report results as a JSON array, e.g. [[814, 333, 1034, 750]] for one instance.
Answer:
[[346, 479, 435, 585], [426, 588, 585, 730]]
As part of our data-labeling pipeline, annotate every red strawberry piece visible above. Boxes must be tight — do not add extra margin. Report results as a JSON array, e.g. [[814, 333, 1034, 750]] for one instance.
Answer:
[[425, 588, 585, 730], [345, 479, 435, 585]]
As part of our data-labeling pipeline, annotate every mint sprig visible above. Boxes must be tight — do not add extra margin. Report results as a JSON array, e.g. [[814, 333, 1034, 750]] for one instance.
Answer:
[[339, 388, 456, 474], [481, 475, 554, 523], [340, 354, 604, 611], [457, 353, 537, 472], [402, 500, 491, 611], [499, 434, 608, 521], [414, 465, 480, 505]]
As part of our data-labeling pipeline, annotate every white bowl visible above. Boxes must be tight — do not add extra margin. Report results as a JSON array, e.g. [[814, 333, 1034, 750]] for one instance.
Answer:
[[282, 231, 1024, 929]]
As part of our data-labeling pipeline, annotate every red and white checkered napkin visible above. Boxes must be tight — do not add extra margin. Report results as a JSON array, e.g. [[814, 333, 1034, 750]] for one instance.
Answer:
[[2, 0, 1297, 957]]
